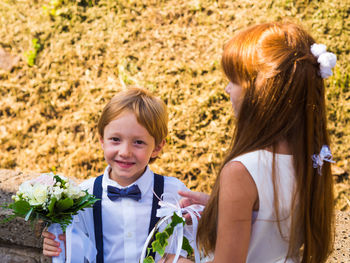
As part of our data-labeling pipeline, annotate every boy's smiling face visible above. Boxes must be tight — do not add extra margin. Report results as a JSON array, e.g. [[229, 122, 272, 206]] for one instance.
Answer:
[[100, 110, 164, 186]]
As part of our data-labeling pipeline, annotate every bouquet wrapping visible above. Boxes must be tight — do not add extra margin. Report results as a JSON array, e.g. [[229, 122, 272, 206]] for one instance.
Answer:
[[3, 172, 98, 262]]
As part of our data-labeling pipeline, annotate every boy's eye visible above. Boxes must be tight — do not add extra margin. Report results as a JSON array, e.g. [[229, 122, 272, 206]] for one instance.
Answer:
[[111, 137, 120, 142], [135, 140, 145, 145]]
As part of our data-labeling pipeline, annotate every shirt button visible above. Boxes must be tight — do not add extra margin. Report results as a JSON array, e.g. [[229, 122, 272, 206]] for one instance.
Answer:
[[127, 232, 133, 238]]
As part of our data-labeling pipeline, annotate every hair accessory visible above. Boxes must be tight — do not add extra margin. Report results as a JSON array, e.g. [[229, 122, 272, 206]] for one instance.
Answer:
[[310, 43, 337, 78], [312, 145, 335, 175]]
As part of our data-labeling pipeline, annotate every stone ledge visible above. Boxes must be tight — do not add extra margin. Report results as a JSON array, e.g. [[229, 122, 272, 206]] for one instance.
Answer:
[[0, 244, 50, 263], [0, 169, 349, 262], [328, 211, 350, 263]]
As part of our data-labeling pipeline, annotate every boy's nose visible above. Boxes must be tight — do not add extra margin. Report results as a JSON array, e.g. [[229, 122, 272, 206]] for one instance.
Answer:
[[119, 143, 132, 157]]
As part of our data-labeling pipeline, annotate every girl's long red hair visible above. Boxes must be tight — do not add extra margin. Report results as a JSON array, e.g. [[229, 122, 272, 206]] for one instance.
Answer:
[[197, 22, 334, 263]]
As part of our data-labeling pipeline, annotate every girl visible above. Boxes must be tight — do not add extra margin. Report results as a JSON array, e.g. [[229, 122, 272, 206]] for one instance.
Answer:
[[178, 21, 336, 263]]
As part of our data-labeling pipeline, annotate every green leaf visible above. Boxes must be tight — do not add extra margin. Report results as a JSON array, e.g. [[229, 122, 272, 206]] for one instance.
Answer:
[[170, 212, 184, 227], [12, 200, 31, 215], [143, 256, 155, 263], [56, 198, 74, 211], [147, 212, 189, 261], [146, 247, 151, 257], [26, 50, 36, 67], [48, 196, 57, 215], [152, 231, 169, 256], [155, 231, 169, 247], [74, 192, 96, 207], [73, 195, 99, 212], [152, 239, 166, 257], [164, 223, 174, 236], [54, 175, 65, 184], [182, 236, 193, 256]]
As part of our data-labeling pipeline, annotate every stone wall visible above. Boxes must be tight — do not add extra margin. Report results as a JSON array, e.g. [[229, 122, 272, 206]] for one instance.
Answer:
[[0, 169, 349, 263], [0, 169, 50, 263]]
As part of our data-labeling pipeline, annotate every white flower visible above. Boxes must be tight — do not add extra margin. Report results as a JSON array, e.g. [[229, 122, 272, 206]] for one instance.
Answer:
[[318, 52, 337, 68], [310, 43, 326, 57], [319, 66, 334, 79], [19, 181, 34, 199], [31, 173, 56, 186], [29, 184, 48, 205], [310, 43, 337, 79], [318, 52, 337, 78], [66, 183, 83, 199], [52, 186, 64, 200]]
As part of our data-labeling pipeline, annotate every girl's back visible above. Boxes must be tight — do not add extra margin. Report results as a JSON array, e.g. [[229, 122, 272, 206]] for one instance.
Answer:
[[232, 150, 299, 262]]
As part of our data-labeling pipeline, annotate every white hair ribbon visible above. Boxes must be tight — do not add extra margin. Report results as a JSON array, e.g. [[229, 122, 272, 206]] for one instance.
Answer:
[[310, 43, 337, 78], [311, 145, 335, 175], [140, 194, 204, 263]]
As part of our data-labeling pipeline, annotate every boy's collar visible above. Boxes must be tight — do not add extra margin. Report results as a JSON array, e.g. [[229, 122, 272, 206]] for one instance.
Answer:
[[103, 165, 153, 198]]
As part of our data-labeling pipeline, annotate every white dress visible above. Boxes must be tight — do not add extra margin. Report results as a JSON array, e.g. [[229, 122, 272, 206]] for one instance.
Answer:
[[231, 150, 300, 263]]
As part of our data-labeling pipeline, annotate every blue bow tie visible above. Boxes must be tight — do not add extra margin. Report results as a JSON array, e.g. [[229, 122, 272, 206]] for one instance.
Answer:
[[107, 184, 141, 201]]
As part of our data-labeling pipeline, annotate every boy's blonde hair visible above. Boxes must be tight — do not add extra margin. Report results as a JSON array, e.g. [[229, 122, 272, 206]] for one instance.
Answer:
[[97, 87, 168, 162]]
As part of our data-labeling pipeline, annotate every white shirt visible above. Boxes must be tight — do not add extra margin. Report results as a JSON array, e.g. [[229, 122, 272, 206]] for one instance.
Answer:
[[71, 165, 189, 263]]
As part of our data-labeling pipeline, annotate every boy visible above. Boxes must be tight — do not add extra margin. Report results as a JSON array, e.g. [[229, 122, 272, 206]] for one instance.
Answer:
[[43, 87, 189, 262]]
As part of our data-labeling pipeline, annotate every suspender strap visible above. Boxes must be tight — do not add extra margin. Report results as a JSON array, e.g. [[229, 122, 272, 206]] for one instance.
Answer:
[[93, 173, 164, 262], [148, 173, 164, 258], [93, 175, 104, 263]]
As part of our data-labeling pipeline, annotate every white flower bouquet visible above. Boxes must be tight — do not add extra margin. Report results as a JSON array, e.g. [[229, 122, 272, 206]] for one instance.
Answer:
[[4, 172, 98, 231], [2, 172, 98, 262]]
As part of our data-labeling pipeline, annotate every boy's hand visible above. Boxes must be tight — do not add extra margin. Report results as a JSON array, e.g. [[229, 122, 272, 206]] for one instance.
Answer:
[[178, 190, 210, 224], [42, 230, 66, 257]]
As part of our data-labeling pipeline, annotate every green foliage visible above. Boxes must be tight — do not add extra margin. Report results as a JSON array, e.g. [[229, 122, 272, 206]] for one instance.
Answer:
[[182, 236, 193, 256], [47, 196, 57, 216], [170, 212, 185, 227], [144, 212, 193, 262], [56, 197, 74, 211], [25, 38, 42, 67], [143, 256, 155, 263], [54, 175, 66, 186], [42, 0, 63, 17], [42, 0, 96, 17], [152, 231, 169, 256], [11, 200, 31, 216]]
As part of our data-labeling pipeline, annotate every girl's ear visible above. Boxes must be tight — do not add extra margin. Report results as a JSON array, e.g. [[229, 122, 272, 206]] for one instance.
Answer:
[[151, 139, 166, 158]]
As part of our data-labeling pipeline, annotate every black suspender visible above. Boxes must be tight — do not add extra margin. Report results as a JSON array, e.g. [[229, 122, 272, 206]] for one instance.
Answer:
[[148, 173, 164, 259], [93, 175, 104, 263], [92, 173, 164, 263]]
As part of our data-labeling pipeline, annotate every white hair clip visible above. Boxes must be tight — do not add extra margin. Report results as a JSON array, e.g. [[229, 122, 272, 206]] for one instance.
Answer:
[[311, 145, 335, 175], [310, 43, 337, 78]]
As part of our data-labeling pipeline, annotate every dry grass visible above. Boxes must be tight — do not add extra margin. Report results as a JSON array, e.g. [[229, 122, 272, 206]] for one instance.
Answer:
[[0, 0, 349, 210]]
